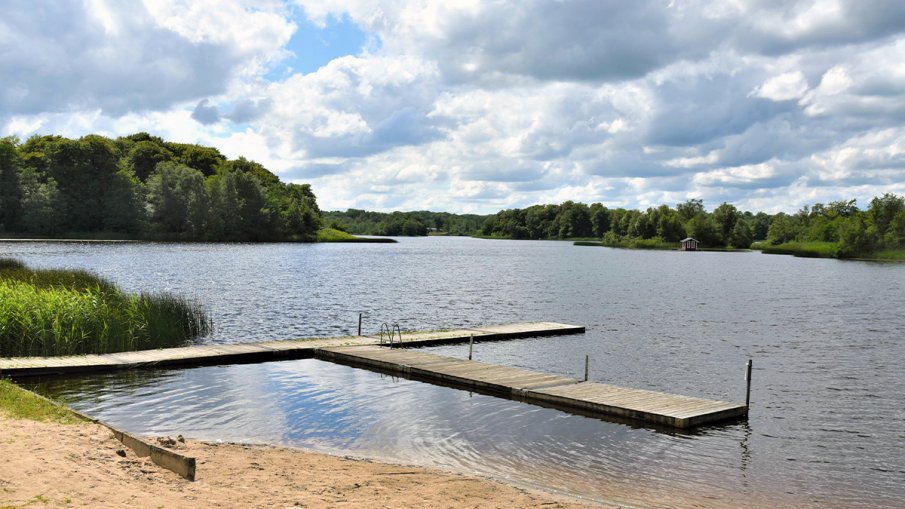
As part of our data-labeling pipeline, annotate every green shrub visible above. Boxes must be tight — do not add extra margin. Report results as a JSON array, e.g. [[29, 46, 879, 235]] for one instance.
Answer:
[[316, 228, 396, 243], [0, 260, 211, 357], [760, 241, 837, 258]]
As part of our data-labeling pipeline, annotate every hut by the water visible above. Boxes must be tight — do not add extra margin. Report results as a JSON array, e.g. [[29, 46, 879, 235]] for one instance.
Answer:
[[680, 238, 699, 251]]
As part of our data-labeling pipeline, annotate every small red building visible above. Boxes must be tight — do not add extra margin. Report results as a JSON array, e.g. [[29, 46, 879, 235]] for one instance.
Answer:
[[680, 238, 699, 251]]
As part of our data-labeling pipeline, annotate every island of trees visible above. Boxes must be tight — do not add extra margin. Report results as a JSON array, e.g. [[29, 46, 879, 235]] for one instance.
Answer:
[[0, 133, 320, 241]]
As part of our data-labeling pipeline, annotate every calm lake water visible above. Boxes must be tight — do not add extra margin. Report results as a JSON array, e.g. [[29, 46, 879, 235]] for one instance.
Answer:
[[4, 238, 904, 508]]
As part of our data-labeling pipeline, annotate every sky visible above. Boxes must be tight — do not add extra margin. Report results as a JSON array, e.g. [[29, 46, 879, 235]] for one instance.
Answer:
[[3, 1, 905, 214]]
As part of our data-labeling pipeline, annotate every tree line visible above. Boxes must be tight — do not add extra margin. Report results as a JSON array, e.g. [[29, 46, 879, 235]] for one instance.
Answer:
[[0, 133, 321, 241], [323, 209, 487, 236], [479, 199, 763, 248], [477, 196, 905, 257]]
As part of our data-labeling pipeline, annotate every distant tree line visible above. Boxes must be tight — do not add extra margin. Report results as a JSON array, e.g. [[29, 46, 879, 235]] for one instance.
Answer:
[[479, 199, 763, 248], [322, 209, 487, 236], [477, 195, 905, 257], [764, 195, 905, 257], [0, 133, 321, 241]]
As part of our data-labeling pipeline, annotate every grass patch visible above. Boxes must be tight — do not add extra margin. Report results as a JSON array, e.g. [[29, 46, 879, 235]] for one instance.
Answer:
[[760, 241, 837, 258], [860, 248, 905, 261], [316, 228, 397, 243], [602, 236, 676, 250], [0, 258, 212, 357], [0, 379, 81, 424]]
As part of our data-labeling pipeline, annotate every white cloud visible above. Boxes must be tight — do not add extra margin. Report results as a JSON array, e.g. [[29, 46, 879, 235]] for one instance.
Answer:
[[753, 71, 809, 101], [5, 0, 905, 214], [693, 162, 778, 187]]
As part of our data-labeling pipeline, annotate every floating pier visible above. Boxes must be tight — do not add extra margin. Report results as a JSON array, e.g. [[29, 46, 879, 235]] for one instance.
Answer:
[[316, 345, 747, 429], [0, 322, 583, 377], [0, 321, 748, 429]]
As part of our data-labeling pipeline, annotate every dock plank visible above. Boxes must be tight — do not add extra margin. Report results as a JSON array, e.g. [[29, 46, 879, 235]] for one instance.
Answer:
[[316, 345, 747, 429], [0, 322, 584, 377], [0, 322, 747, 429]]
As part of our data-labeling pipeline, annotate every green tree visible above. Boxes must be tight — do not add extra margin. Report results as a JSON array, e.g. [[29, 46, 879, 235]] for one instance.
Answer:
[[0, 136, 22, 231], [146, 162, 207, 239], [17, 168, 61, 235], [126, 140, 174, 182], [401, 218, 427, 236], [836, 215, 876, 258], [826, 199, 859, 218], [655, 205, 685, 242], [685, 213, 721, 247], [751, 212, 771, 240], [42, 135, 121, 232], [677, 199, 705, 222], [103, 170, 144, 233], [273, 183, 321, 240], [589, 203, 610, 237], [554, 201, 592, 238], [727, 220, 753, 248], [169, 143, 226, 177], [223, 157, 280, 188], [885, 208, 905, 247], [868, 193, 904, 244], [712, 203, 739, 244], [766, 213, 801, 245], [206, 169, 274, 241]]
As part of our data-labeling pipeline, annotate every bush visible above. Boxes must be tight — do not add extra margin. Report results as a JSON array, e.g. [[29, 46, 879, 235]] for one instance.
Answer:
[[0, 259, 211, 357]]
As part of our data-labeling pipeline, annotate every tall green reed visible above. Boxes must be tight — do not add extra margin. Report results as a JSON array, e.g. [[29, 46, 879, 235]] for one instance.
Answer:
[[0, 258, 212, 357]]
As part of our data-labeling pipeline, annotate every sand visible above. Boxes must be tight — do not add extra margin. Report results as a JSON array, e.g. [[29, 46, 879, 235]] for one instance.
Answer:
[[0, 415, 604, 508]]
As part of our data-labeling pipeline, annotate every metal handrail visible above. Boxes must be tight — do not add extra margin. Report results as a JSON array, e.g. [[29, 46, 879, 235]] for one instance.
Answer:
[[379, 322, 403, 345]]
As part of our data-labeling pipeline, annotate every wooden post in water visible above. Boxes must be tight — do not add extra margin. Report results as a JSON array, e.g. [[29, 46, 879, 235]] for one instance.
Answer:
[[584, 354, 589, 382], [469, 334, 474, 360], [358, 313, 362, 336], [745, 359, 753, 408]]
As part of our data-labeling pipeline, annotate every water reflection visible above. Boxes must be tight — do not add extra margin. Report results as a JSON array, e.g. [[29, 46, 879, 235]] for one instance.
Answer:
[[26, 360, 744, 506], [5, 238, 905, 508]]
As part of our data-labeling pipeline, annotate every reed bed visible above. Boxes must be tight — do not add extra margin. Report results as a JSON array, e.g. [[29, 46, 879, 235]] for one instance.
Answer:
[[0, 258, 212, 357], [759, 241, 837, 258]]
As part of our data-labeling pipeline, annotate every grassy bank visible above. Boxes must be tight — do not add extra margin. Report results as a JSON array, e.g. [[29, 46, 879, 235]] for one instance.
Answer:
[[316, 228, 397, 243], [753, 241, 837, 258], [863, 248, 905, 260], [0, 259, 211, 357], [0, 379, 81, 423], [601, 237, 676, 250]]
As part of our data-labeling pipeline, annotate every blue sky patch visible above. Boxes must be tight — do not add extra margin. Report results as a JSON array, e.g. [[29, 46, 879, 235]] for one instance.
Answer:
[[267, 11, 368, 79]]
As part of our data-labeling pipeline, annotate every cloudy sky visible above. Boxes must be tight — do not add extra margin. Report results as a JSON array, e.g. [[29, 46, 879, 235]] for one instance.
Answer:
[[3, 1, 905, 214]]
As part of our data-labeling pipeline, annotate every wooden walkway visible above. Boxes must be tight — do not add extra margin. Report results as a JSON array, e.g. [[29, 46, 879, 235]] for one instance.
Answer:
[[0, 321, 747, 428], [0, 322, 583, 377], [316, 345, 747, 429]]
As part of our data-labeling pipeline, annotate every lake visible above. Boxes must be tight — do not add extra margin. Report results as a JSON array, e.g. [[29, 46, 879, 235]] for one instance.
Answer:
[[4, 238, 904, 508]]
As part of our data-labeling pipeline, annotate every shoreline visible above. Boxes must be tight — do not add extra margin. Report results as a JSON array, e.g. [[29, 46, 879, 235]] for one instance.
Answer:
[[0, 414, 605, 508]]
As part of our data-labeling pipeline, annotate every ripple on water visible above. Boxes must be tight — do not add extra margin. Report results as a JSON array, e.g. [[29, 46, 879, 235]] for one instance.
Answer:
[[5, 238, 904, 508]]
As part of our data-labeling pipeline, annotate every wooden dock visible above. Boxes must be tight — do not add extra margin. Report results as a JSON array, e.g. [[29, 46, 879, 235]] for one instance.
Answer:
[[0, 322, 584, 377], [316, 345, 747, 429], [0, 321, 748, 429]]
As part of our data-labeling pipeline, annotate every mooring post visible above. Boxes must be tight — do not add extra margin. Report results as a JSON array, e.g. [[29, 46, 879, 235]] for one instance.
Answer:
[[584, 354, 589, 382], [358, 313, 362, 336], [745, 359, 753, 408], [469, 334, 474, 360]]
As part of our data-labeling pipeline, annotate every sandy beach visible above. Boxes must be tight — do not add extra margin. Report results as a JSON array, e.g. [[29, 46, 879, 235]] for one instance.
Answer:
[[0, 415, 604, 508]]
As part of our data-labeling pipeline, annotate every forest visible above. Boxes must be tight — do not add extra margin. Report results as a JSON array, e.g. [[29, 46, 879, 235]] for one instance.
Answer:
[[322, 209, 487, 236], [477, 196, 905, 258], [0, 133, 320, 241]]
